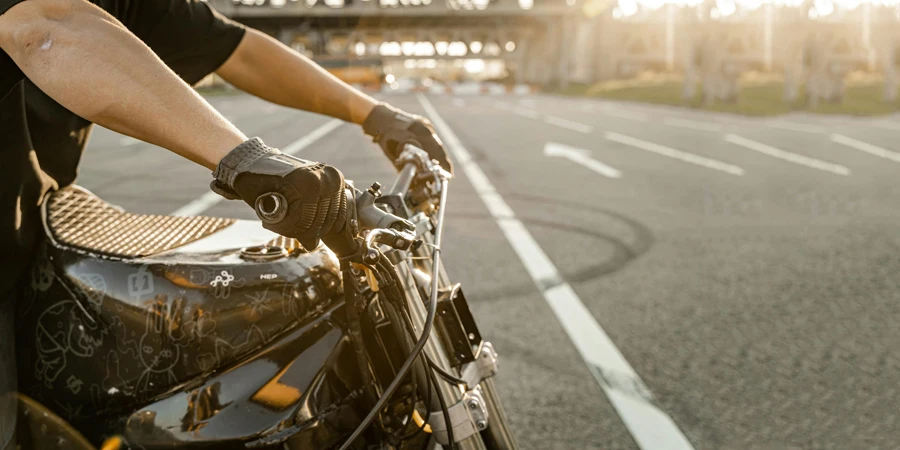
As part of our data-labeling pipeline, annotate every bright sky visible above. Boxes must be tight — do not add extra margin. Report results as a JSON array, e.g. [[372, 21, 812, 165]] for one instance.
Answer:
[[616, 0, 900, 17]]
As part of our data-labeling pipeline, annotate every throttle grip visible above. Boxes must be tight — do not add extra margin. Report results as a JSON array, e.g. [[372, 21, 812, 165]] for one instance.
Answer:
[[255, 185, 413, 259], [254, 192, 288, 224]]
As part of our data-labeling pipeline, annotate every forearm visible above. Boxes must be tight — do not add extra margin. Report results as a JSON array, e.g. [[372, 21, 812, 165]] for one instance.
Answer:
[[216, 28, 377, 125], [0, 0, 245, 170]]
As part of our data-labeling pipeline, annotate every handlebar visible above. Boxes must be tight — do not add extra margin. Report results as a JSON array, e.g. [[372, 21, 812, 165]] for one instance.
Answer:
[[319, 144, 446, 260], [334, 146, 452, 450], [252, 144, 445, 259]]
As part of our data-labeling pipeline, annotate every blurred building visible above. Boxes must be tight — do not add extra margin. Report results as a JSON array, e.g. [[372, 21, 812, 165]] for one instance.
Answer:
[[208, 0, 900, 99]]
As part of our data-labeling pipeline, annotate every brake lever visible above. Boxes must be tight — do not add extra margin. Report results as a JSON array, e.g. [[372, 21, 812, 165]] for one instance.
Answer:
[[355, 187, 415, 233]]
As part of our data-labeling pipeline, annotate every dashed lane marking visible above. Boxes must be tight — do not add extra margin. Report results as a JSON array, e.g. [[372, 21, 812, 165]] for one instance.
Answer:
[[663, 117, 723, 132], [418, 93, 695, 450], [605, 132, 745, 176], [725, 134, 850, 176], [764, 121, 825, 134], [512, 106, 541, 119], [496, 103, 595, 134], [542, 115, 594, 134], [119, 137, 141, 147], [830, 134, 900, 163], [600, 110, 650, 122], [869, 121, 900, 131]]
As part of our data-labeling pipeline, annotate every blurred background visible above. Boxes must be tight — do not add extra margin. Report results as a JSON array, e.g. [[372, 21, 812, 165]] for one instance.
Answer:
[[81, 0, 900, 448], [201, 0, 900, 115]]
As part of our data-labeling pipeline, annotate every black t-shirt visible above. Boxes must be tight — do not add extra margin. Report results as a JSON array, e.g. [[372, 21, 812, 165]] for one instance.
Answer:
[[0, 0, 245, 294]]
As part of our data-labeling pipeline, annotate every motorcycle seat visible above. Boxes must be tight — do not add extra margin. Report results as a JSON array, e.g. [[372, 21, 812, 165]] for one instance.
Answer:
[[42, 185, 236, 259]]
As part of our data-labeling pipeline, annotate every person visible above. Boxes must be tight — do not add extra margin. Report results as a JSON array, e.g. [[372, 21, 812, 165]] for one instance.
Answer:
[[0, 0, 452, 448]]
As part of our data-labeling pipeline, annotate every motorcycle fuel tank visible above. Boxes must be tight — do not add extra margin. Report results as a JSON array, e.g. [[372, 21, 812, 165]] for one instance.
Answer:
[[14, 187, 363, 448]]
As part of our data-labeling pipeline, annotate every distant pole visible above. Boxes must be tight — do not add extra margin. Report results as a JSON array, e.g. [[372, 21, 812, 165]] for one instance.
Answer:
[[862, 2, 874, 70], [764, 3, 773, 71], [666, 4, 675, 71]]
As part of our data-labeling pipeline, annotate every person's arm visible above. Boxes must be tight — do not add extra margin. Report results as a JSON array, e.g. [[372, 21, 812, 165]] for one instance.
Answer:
[[0, 0, 246, 170], [216, 28, 454, 173], [216, 28, 378, 125]]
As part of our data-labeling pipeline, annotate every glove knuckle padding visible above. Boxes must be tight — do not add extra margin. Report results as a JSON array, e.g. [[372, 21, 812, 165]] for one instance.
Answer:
[[362, 103, 453, 174], [213, 137, 348, 247]]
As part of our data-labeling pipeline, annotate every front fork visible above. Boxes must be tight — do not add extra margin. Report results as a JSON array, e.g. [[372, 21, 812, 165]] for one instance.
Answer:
[[399, 214, 518, 450], [391, 259, 487, 450]]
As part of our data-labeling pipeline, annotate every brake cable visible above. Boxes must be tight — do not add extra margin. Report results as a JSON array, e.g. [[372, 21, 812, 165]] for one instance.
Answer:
[[378, 256, 460, 449], [337, 177, 450, 450]]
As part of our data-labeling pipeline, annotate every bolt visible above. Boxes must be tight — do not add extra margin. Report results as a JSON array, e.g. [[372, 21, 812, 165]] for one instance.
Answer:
[[467, 399, 479, 410], [369, 182, 382, 196], [363, 249, 378, 265], [476, 420, 488, 430]]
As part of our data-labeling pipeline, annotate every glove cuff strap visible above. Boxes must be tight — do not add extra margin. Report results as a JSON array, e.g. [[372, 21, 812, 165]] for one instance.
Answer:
[[362, 103, 407, 138], [213, 137, 281, 189]]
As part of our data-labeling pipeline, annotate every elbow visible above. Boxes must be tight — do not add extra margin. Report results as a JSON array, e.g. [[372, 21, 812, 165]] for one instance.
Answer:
[[0, 0, 102, 61]]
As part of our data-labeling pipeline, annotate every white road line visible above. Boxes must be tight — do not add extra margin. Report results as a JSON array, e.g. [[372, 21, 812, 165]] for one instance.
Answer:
[[500, 103, 594, 134], [543, 115, 594, 134], [282, 119, 343, 154], [543, 142, 621, 178], [418, 93, 694, 450], [725, 134, 850, 176], [119, 137, 140, 147], [663, 117, 723, 132], [764, 121, 825, 134], [870, 121, 900, 131], [605, 132, 745, 176], [830, 134, 900, 163], [170, 119, 344, 217], [601, 110, 650, 122], [512, 107, 541, 119]]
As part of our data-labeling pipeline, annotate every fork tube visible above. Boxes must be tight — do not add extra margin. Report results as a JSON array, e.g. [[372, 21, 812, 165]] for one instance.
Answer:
[[412, 222, 518, 450], [393, 259, 486, 450]]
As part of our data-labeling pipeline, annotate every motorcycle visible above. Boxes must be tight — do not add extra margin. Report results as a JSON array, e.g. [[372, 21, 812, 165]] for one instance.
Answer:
[[12, 146, 518, 450]]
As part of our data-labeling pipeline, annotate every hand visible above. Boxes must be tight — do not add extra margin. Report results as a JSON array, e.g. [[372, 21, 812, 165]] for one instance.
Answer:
[[211, 138, 347, 250], [362, 103, 454, 174]]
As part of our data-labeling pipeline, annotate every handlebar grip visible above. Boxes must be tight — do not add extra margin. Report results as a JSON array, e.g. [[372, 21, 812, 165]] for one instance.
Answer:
[[259, 185, 414, 259], [254, 192, 288, 224]]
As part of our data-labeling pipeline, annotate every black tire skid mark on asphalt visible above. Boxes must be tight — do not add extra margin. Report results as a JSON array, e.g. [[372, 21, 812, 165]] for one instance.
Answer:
[[449, 196, 655, 303]]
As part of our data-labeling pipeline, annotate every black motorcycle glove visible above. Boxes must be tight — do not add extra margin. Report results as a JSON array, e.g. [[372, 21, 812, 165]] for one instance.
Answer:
[[362, 103, 454, 174], [211, 137, 347, 251]]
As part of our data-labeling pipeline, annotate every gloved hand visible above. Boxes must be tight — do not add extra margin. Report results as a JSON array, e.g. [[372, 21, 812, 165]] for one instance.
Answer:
[[211, 137, 347, 251], [362, 103, 453, 174]]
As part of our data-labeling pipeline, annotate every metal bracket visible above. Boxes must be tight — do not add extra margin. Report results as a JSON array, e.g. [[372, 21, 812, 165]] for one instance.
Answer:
[[461, 341, 499, 388], [427, 389, 490, 445], [435, 284, 483, 368]]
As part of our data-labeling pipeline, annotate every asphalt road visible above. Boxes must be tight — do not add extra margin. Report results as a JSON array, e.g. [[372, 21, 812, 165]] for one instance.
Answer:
[[79, 92, 900, 450]]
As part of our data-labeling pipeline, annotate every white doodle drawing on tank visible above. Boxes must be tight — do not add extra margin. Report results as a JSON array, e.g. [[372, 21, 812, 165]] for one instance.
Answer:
[[34, 300, 105, 388]]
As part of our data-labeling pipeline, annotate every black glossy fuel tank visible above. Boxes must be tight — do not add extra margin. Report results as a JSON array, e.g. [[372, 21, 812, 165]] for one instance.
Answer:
[[14, 187, 364, 448]]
